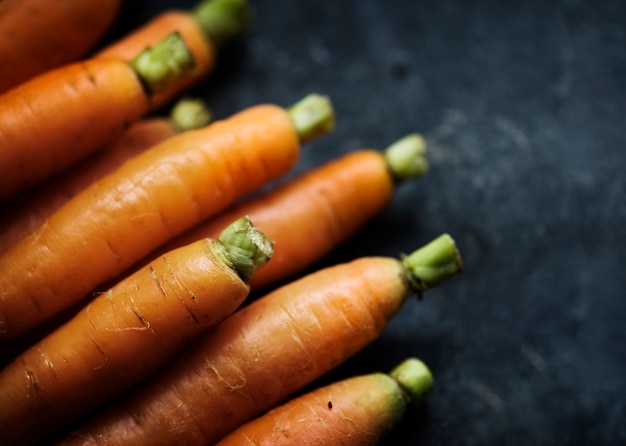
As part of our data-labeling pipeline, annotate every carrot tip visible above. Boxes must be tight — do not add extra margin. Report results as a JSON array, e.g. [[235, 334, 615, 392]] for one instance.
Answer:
[[169, 97, 213, 132], [390, 358, 434, 405], [130, 31, 197, 94], [385, 133, 429, 181], [287, 93, 336, 144], [213, 216, 274, 282], [402, 233, 464, 293], [193, 0, 253, 47]]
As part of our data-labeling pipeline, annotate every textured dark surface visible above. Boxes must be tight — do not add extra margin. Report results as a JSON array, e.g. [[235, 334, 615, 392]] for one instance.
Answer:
[[105, 1, 626, 444]]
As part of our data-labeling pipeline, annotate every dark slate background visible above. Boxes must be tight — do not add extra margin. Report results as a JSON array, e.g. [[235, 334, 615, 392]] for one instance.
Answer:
[[102, 1, 626, 444]]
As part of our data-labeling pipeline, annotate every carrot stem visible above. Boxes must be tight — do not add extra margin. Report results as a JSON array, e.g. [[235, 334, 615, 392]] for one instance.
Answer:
[[402, 233, 464, 294], [390, 357, 434, 405], [385, 133, 429, 182], [212, 216, 274, 282], [130, 31, 196, 94], [193, 0, 252, 47], [287, 93, 336, 144], [169, 97, 213, 132]]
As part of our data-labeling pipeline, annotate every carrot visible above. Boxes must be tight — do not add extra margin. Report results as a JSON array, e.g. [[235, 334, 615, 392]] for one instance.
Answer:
[[216, 357, 434, 446], [162, 133, 429, 290], [0, 216, 272, 446], [0, 0, 122, 94], [57, 234, 462, 446], [96, 0, 252, 109], [0, 31, 196, 201], [0, 93, 335, 341], [0, 97, 212, 255]]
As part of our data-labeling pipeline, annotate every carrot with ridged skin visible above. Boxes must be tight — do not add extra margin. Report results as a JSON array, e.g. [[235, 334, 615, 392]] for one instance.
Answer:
[[0, 97, 212, 255], [0, 93, 334, 341], [58, 235, 462, 446], [97, 0, 251, 109], [0, 216, 272, 446], [0, 0, 122, 94], [216, 358, 434, 446], [0, 97, 210, 368], [163, 133, 428, 290], [0, 31, 196, 201]]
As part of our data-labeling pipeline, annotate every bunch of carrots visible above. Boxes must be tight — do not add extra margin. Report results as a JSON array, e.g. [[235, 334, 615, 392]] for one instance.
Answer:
[[0, 1, 465, 445]]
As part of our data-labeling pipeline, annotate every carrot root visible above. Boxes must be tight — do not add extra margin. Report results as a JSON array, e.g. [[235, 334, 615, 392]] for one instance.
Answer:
[[0, 217, 272, 445], [215, 357, 434, 446], [54, 236, 461, 445]]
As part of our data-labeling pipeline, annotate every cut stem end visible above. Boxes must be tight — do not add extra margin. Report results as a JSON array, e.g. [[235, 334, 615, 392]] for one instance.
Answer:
[[384, 133, 429, 182], [169, 97, 213, 132], [402, 234, 463, 294], [390, 358, 434, 405], [212, 216, 274, 283], [193, 0, 252, 47], [130, 31, 197, 94], [287, 93, 336, 144]]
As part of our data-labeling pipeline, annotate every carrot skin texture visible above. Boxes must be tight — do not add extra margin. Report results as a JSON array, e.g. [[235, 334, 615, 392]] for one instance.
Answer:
[[216, 373, 407, 446], [0, 104, 300, 340], [58, 257, 411, 445], [0, 227, 266, 445], [0, 31, 196, 201], [0, 118, 178, 255], [0, 59, 149, 200], [167, 150, 395, 289], [0, 0, 122, 93], [96, 11, 215, 109]]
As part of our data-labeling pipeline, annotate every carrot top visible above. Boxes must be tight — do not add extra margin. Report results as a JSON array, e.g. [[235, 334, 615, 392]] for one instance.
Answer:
[[403, 233, 463, 296], [287, 93, 336, 144], [213, 216, 274, 282], [390, 357, 435, 405], [193, 0, 253, 47], [385, 133, 429, 182], [130, 31, 197, 94], [169, 97, 214, 132]]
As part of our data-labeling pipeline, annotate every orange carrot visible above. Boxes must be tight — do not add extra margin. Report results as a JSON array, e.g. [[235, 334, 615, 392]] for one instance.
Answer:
[[0, 31, 196, 201], [58, 235, 462, 446], [0, 216, 272, 446], [0, 0, 123, 94], [96, 0, 251, 109], [162, 133, 428, 290], [216, 357, 434, 446], [0, 97, 212, 255], [0, 93, 335, 341]]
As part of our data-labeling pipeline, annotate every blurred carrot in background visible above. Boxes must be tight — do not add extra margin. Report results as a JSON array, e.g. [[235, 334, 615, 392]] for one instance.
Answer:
[[0, 0, 123, 93]]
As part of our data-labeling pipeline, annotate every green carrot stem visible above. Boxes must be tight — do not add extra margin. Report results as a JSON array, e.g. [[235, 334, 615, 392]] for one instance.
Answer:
[[384, 133, 429, 182], [169, 97, 213, 132], [287, 93, 336, 144], [130, 31, 197, 94], [192, 0, 252, 47], [390, 358, 434, 405], [211, 216, 274, 282], [402, 233, 463, 294]]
